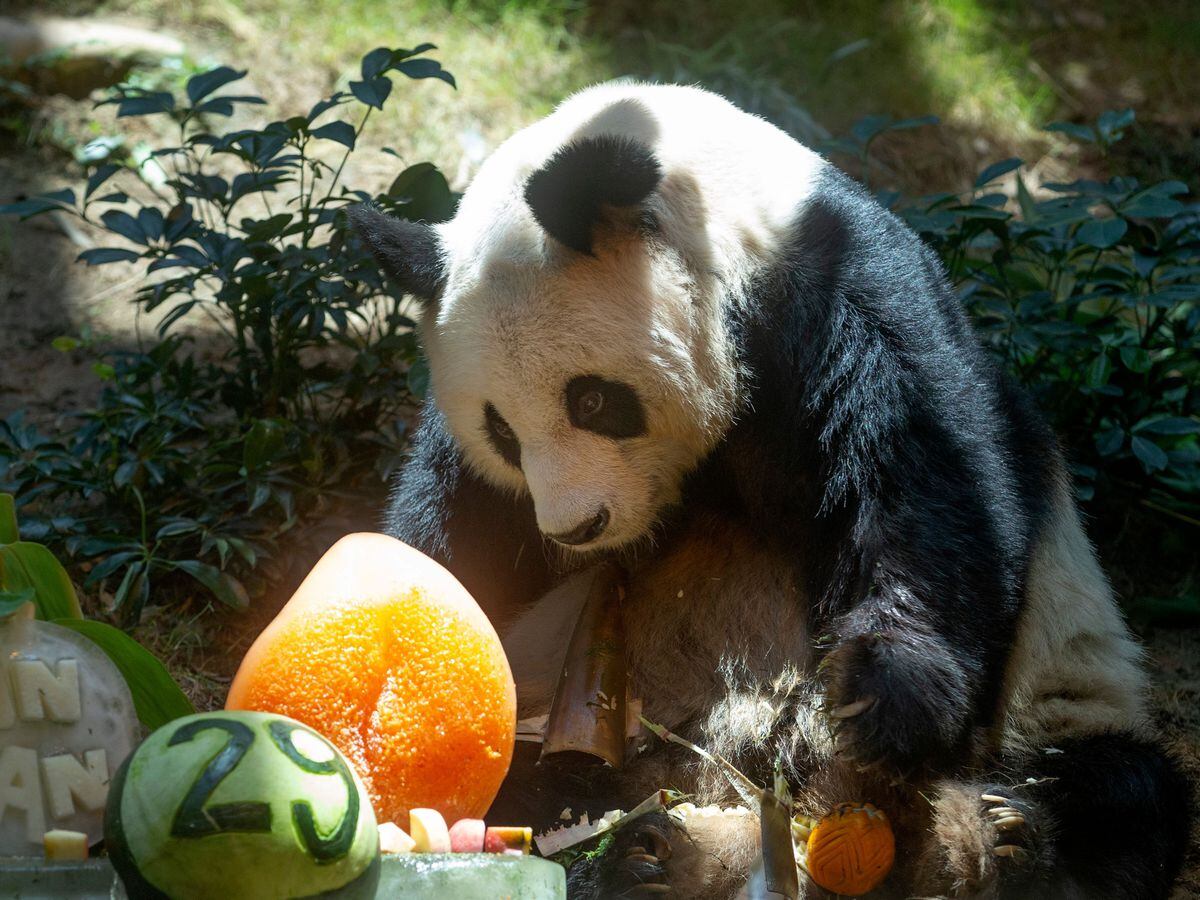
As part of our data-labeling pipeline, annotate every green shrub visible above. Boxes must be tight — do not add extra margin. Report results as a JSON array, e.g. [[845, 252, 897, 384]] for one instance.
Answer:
[[0, 47, 457, 623], [886, 111, 1199, 525]]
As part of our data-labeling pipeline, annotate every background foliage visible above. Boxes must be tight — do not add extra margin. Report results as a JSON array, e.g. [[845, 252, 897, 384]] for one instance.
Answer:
[[1, 48, 458, 623], [1, 41, 1197, 628]]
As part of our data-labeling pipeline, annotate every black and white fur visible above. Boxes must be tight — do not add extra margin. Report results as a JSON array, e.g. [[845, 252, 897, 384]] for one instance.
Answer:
[[349, 84, 1190, 898]]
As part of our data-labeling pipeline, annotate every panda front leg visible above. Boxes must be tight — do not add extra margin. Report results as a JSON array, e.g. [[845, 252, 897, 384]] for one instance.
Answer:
[[817, 578, 993, 772], [915, 732, 1191, 899]]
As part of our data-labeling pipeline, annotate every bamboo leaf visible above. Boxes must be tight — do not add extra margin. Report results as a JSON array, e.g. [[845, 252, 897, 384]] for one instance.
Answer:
[[0, 542, 83, 619], [0, 493, 17, 544]]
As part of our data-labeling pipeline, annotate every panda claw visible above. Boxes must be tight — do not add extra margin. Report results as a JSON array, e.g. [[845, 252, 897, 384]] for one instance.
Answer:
[[986, 805, 1020, 818], [980, 793, 1008, 804], [992, 844, 1029, 860], [626, 853, 661, 865], [830, 697, 876, 719], [993, 815, 1025, 831]]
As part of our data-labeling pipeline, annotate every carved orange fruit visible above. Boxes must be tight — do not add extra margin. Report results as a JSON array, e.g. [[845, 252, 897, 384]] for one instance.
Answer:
[[226, 533, 516, 830], [806, 802, 894, 896]]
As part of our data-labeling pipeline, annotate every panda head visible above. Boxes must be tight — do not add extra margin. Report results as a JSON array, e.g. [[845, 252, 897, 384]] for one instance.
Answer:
[[350, 90, 767, 552]]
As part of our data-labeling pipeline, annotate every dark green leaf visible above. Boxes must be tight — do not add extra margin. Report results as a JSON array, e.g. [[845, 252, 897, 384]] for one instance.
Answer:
[[100, 209, 147, 244], [79, 248, 140, 266], [186, 66, 247, 105], [1076, 217, 1127, 248], [386, 163, 456, 222], [1121, 194, 1184, 219], [1087, 353, 1111, 388], [974, 158, 1022, 188], [84, 164, 122, 200], [889, 114, 939, 131], [0, 494, 17, 544], [361, 47, 394, 80], [243, 419, 288, 472], [114, 92, 175, 118], [310, 121, 356, 149], [1131, 435, 1168, 473], [1015, 173, 1037, 224], [173, 560, 249, 608], [1044, 121, 1096, 143], [396, 58, 456, 88], [52, 618, 195, 729], [1095, 427, 1124, 457], [1097, 108, 1135, 144], [407, 357, 430, 399], [0, 188, 76, 219], [0, 588, 34, 618], [1134, 417, 1200, 436], [1119, 346, 1151, 373], [87, 551, 143, 583], [350, 76, 393, 110], [0, 542, 83, 619]]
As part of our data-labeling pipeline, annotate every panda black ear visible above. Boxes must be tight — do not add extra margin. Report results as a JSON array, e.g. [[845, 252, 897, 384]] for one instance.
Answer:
[[346, 204, 447, 300], [524, 135, 662, 254]]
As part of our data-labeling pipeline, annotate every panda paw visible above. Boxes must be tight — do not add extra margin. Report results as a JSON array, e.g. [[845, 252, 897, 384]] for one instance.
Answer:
[[565, 813, 675, 898], [981, 788, 1038, 869], [820, 629, 970, 771]]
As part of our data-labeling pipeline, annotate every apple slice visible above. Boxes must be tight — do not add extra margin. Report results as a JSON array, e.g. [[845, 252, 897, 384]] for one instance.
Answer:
[[449, 818, 486, 853], [409, 808, 451, 853], [378, 822, 416, 854]]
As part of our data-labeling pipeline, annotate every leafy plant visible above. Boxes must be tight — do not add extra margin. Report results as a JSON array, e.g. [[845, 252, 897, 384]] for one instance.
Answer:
[[0, 46, 458, 623], [0, 492, 193, 730], [888, 110, 1199, 524]]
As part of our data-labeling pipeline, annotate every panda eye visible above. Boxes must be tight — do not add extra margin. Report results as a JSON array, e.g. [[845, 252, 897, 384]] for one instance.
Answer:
[[483, 402, 521, 468], [565, 375, 646, 439], [493, 417, 515, 440], [576, 390, 604, 420]]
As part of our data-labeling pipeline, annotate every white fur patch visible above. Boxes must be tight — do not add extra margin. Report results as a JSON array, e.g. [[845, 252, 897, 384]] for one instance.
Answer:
[[420, 84, 827, 548], [999, 470, 1149, 753]]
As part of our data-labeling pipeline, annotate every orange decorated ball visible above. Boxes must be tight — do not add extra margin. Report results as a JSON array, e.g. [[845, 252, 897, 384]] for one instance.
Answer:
[[226, 533, 516, 829], [806, 803, 895, 896]]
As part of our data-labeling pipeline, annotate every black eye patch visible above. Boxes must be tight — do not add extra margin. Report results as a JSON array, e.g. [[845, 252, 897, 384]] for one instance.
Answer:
[[565, 375, 647, 439], [483, 402, 521, 468]]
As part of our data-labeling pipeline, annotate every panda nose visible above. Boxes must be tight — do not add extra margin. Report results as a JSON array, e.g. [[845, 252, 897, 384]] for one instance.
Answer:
[[549, 508, 610, 546]]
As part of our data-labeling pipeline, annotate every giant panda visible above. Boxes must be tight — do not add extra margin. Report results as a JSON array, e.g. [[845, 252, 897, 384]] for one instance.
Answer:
[[348, 83, 1191, 898]]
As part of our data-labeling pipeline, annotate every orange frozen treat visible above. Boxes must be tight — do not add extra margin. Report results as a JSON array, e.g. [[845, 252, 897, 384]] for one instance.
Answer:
[[806, 802, 894, 896], [226, 533, 516, 829]]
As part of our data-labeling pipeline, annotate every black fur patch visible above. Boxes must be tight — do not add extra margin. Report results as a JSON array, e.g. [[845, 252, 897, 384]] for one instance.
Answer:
[[383, 406, 551, 626], [988, 733, 1191, 898], [345, 203, 447, 300], [564, 375, 647, 438], [483, 402, 522, 469], [523, 135, 662, 253]]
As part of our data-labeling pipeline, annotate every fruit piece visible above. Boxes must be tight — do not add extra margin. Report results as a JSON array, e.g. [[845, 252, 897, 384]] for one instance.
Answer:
[[105, 710, 379, 900], [485, 826, 532, 855], [226, 533, 516, 829], [43, 829, 87, 860], [378, 822, 416, 854], [449, 818, 486, 853], [805, 803, 894, 897], [409, 808, 451, 853]]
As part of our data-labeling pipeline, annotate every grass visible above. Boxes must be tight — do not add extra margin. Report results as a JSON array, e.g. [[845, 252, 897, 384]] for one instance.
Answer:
[[14, 0, 1199, 193]]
